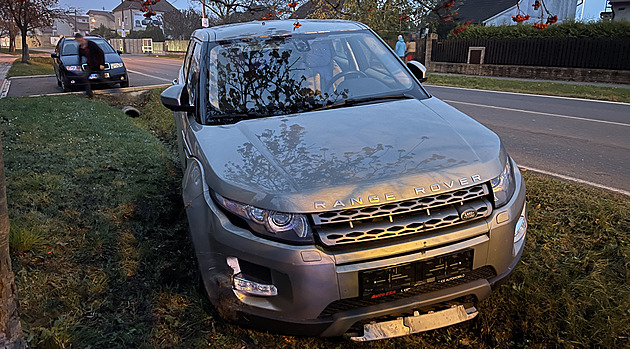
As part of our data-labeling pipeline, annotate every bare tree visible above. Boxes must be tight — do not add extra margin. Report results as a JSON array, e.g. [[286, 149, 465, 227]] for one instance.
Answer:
[[0, 136, 26, 349], [0, 7, 18, 52], [0, 0, 58, 63], [162, 8, 202, 40]]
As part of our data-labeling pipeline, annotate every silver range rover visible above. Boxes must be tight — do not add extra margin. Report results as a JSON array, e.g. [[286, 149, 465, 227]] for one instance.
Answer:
[[161, 20, 527, 341]]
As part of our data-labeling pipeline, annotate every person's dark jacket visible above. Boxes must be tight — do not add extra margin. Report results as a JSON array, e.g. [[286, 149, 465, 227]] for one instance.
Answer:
[[79, 40, 105, 71]]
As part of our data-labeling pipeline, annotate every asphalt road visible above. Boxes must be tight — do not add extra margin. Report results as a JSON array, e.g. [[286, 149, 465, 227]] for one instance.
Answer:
[[425, 85, 630, 194], [6, 54, 181, 97], [5, 54, 629, 193]]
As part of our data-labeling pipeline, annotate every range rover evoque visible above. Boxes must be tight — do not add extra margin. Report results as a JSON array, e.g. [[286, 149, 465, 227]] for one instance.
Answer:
[[161, 20, 527, 341]]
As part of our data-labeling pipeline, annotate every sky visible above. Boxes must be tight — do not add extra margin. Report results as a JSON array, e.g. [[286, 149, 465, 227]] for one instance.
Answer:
[[58, 0, 610, 22]]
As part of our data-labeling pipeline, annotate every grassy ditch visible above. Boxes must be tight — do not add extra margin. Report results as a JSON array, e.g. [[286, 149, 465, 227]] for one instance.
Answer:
[[0, 92, 628, 348], [7, 57, 55, 78], [426, 74, 630, 104], [0, 48, 48, 55]]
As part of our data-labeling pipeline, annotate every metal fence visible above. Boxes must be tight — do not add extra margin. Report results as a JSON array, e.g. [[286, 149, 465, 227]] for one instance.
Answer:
[[431, 38, 630, 70]]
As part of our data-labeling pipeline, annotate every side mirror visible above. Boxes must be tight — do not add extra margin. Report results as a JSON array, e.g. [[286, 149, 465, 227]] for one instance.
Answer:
[[161, 84, 192, 112], [51, 53, 59, 59], [117, 50, 123, 55], [407, 60, 427, 83]]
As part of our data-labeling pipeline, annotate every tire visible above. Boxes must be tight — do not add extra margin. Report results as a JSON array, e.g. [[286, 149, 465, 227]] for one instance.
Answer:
[[120, 75, 129, 88], [60, 76, 71, 92]]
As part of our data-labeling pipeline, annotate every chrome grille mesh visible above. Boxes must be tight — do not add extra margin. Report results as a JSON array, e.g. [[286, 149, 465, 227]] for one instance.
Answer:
[[312, 184, 492, 247]]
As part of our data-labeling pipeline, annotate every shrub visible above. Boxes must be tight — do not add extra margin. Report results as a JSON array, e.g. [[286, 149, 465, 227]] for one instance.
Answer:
[[450, 20, 630, 39]]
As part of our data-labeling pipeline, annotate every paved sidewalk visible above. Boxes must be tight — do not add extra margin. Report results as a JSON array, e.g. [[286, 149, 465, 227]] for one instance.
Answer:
[[0, 53, 16, 98], [430, 72, 630, 89]]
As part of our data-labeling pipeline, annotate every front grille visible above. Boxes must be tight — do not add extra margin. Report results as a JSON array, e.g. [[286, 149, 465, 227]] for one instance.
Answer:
[[318, 266, 496, 318], [313, 184, 492, 247], [81, 63, 110, 70]]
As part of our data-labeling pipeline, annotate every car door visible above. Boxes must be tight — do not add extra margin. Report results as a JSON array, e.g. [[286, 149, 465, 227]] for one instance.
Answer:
[[175, 39, 203, 170], [53, 40, 62, 78]]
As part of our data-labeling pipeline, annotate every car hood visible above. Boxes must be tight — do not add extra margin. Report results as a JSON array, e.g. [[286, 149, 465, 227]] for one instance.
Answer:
[[193, 97, 506, 213], [60, 52, 123, 66]]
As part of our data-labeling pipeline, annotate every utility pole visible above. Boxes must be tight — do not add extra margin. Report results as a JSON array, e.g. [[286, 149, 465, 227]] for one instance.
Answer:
[[74, 8, 77, 34], [201, 0, 209, 27]]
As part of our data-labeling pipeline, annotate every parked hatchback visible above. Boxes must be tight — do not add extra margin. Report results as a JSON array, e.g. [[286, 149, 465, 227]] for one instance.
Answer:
[[51, 36, 129, 91], [161, 20, 526, 341]]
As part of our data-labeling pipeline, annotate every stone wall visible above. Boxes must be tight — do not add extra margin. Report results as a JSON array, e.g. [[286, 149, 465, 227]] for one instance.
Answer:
[[428, 62, 630, 85]]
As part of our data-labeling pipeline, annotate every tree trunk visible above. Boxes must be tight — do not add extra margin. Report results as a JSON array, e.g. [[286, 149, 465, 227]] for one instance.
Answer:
[[0, 137, 25, 349], [8, 36, 15, 53], [19, 29, 28, 63]]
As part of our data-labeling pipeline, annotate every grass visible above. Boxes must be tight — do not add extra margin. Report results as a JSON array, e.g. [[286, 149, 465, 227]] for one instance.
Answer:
[[0, 91, 628, 348], [426, 74, 630, 103], [7, 57, 55, 78], [0, 47, 48, 55]]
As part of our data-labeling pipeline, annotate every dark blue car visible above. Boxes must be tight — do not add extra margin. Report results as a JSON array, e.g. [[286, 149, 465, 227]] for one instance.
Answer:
[[51, 36, 129, 91]]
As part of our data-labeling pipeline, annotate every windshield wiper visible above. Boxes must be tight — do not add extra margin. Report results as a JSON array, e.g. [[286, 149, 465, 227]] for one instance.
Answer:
[[312, 94, 415, 112]]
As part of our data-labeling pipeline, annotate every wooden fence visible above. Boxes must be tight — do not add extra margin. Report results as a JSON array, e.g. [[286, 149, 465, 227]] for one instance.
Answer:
[[431, 38, 630, 70]]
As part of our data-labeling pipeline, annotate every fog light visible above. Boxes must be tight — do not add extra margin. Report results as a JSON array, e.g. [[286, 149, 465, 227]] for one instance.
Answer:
[[70, 80, 75, 84], [233, 276, 278, 297], [120, 76, 125, 80], [104, 72, 110, 78], [513, 205, 527, 256]]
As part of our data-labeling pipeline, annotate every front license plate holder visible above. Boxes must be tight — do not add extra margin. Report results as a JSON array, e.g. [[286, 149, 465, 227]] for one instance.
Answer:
[[360, 250, 473, 299]]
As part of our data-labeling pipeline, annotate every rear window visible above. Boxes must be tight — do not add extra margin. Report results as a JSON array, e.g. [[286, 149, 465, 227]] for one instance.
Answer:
[[61, 39, 115, 56]]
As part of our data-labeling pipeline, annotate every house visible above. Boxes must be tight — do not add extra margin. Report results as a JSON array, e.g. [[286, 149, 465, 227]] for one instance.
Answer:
[[87, 10, 115, 32], [456, 0, 576, 25], [608, 0, 630, 21], [112, 0, 176, 36], [51, 13, 90, 37]]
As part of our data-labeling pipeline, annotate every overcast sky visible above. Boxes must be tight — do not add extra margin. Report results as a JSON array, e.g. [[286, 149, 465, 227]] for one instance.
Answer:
[[57, 0, 609, 22]]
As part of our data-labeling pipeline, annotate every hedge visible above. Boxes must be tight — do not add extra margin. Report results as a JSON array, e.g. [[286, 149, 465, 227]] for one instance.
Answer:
[[450, 20, 630, 40]]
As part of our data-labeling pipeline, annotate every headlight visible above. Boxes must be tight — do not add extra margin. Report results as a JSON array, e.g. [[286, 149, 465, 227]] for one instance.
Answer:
[[214, 193, 313, 244], [491, 157, 516, 208], [65, 65, 82, 71], [110, 63, 124, 69]]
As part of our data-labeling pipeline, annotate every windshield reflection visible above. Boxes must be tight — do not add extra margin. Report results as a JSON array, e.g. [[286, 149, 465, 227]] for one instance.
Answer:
[[205, 31, 416, 124]]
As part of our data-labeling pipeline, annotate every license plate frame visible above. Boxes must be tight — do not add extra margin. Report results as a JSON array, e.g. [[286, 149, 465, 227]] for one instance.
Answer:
[[360, 249, 474, 299]]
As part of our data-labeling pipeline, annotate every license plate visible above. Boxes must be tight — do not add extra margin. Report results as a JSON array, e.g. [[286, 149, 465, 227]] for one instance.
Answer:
[[88, 73, 98, 80], [360, 250, 473, 299]]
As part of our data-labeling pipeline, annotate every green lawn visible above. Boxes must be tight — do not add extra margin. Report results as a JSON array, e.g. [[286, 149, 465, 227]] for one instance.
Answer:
[[0, 47, 48, 55], [0, 91, 628, 348], [426, 74, 630, 103], [7, 57, 55, 78]]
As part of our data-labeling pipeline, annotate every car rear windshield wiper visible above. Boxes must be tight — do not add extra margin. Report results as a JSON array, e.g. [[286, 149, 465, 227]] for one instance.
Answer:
[[312, 94, 415, 112]]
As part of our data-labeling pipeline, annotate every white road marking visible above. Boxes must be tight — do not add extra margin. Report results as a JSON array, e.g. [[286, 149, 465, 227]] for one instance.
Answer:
[[443, 99, 630, 128], [426, 84, 630, 106], [522, 166, 630, 197], [127, 69, 173, 82]]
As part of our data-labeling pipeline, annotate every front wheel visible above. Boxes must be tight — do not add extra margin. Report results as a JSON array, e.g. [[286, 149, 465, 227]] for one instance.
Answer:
[[120, 76, 129, 88], [60, 75, 71, 92]]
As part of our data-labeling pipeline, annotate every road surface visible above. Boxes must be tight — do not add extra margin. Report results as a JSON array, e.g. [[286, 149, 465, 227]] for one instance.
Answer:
[[425, 85, 630, 194], [5, 54, 629, 194], [6, 54, 182, 97]]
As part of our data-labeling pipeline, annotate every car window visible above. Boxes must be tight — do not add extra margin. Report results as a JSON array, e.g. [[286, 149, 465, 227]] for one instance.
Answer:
[[61, 39, 115, 56], [186, 42, 202, 122], [205, 30, 421, 123], [182, 40, 194, 81]]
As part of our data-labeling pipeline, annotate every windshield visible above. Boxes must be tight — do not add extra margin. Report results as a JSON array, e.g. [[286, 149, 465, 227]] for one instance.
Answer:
[[205, 30, 424, 122], [61, 38, 115, 56]]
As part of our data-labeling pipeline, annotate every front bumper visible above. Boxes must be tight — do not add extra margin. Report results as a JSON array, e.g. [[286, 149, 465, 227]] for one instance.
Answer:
[[63, 68, 128, 86], [185, 160, 526, 337]]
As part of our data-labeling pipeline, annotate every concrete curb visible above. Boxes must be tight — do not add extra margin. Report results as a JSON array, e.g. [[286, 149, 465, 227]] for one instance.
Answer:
[[9, 74, 56, 79], [27, 83, 171, 98], [0, 79, 10, 99]]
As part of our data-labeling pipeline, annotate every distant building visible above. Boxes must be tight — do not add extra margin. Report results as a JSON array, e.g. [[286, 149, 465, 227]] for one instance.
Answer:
[[50, 13, 90, 37], [456, 0, 577, 25], [112, 0, 176, 36], [87, 10, 115, 32], [608, 0, 630, 21]]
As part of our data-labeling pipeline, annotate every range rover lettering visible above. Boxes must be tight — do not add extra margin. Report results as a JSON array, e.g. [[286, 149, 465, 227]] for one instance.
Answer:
[[161, 20, 527, 341]]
